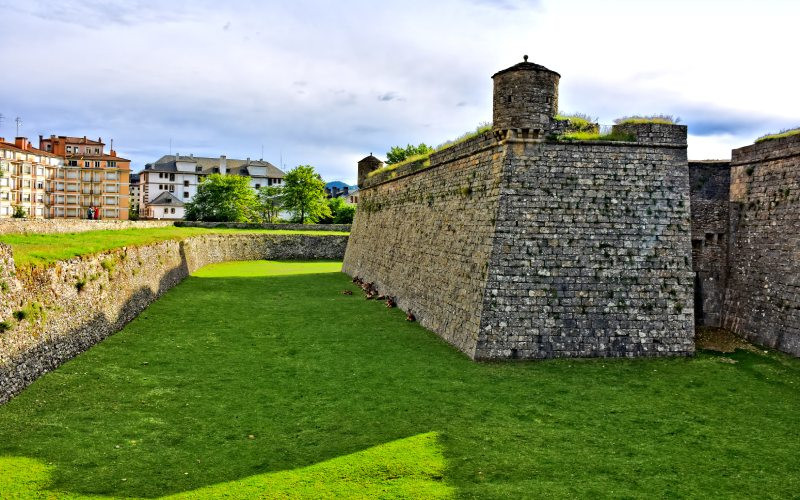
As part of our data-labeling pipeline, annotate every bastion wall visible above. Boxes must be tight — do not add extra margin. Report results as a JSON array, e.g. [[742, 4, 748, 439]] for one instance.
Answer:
[[344, 121, 695, 359], [0, 233, 347, 403], [723, 134, 800, 355]]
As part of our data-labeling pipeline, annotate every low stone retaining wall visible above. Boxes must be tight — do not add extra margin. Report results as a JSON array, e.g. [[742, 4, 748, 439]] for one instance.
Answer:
[[176, 221, 351, 232], [0, 219, 173, 234], [0, 219, 351, 235], [0, 233, 347, 404]]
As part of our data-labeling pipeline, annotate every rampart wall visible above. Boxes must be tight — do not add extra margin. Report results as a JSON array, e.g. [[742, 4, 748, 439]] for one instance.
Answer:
[[343, 135, 505, 355], [689, 161, 731, 327], [344, 124, 695, 359], [476, 139, 694, 359], [0, 233, 348, 403], [723, 134, 800, 355]]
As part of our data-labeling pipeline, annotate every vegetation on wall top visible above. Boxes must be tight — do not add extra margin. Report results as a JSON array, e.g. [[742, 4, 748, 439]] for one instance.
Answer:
[[554, 112, 598, 133], [370, 123, 493, 179], [755, 127, 800, 144], [614, 115, 680, 125]]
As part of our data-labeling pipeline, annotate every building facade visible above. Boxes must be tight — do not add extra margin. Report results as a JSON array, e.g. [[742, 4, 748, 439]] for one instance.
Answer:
[[0, 137, 61, 218], [138, 154, 284, 220], [38, 135, 131, 220]]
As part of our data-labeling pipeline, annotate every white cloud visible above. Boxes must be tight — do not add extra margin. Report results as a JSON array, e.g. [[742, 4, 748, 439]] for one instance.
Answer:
[[0, 0, 797, 184]]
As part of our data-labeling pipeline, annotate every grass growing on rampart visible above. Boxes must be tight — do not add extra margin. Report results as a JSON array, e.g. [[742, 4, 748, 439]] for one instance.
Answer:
[[554, 112, 598, 132], [755, 127, 800, 143], [614, 114, 680, 125], [557, 130, 636, 142], [0, 260, 798, 498], [368, 123, 493, 178], [0, 227, 348, 269]]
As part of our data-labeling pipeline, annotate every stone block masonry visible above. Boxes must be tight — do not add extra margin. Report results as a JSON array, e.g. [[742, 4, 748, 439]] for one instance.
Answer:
[[343, 57, 695, 360], [689, 161, 731, 327], [0, 233, 347, 404], [722, 134, 800, 355]]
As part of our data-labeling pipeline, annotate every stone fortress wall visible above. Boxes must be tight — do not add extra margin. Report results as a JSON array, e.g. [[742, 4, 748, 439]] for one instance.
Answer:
[[689, 161, 731, 327], [344, 58, 695, 360], [722, 135, 800, 355], [0, 233, 348, 403]]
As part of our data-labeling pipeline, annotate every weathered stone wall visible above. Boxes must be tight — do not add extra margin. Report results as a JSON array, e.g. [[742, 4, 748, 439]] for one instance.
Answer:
[[476, 139, 694, 359], [343, 135, 506, 356], [0, 219, 173, 235], [689, 161, 731, 327], [0, 234, 347, 403], [0, 219, 350, 235], [344, 124, 695, 360], [723, 135, 800, 355], [176, 221, 351, 232]]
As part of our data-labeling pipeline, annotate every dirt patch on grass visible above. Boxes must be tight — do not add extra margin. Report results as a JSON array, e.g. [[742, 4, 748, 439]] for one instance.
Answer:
[[696, 327, 759, 353]]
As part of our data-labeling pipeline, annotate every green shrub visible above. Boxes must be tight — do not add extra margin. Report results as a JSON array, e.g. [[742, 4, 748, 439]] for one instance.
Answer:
[[101, 258, 116, 274], [13, 310, 26, 321], [0, 280, 8, 292], [0, 320, 12, 333], [76, 279, 87, 292]]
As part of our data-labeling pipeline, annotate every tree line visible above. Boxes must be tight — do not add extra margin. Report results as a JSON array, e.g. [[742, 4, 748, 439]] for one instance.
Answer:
[[185, 165, 355, 224]]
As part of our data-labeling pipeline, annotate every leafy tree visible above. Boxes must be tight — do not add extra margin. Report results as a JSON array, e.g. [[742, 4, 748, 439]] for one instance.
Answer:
[[386, 143, 434, 165], [319, 197, 356, 224], [281, 165, 331, 224], [11, 205, 26, 218], [257, 185, 283, 222], [184, 174, 259, 222]]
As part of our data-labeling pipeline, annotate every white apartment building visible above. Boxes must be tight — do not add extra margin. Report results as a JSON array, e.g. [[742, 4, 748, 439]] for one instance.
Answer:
[[0, 137, 62, 218], [138, 154, 285, 220]]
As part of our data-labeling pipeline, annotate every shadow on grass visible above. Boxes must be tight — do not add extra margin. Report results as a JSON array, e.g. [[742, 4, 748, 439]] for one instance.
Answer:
[[0, 432, 452, 499], [0, 263, 798, 498]]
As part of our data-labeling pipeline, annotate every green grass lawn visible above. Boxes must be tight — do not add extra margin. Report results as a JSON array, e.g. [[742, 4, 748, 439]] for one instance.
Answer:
[[0, 227, 348, 268], [0, 260, 798, 498]]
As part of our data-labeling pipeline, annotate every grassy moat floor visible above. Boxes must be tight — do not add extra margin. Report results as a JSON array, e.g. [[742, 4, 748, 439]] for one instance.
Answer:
[[0, 261, 798, 498], [0, 227, 349, 269]]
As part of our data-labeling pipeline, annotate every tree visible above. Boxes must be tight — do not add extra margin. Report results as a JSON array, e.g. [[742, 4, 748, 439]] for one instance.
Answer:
[[257, 185, 283, 222], [11, 205, 26, 218], [386, 143, 434, 165], [281, 165, 331, 224], [319, 196, 356, 224], [184, 174, 259, 222]]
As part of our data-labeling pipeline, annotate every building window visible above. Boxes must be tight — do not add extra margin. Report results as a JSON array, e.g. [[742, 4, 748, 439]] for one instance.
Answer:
[[184, 191, 189, 198], [95, 148, 100, 154], [183, 180, 189, 187], [94, 161, 101, 168], [169, 173, 175, 181], [195, 166, 202, 172], [168, 185, 174, 193], [170, 208, 175, 214], [84, 161, 90, 168], [66, 146, 72, 154], [255, 184, 261, 189]]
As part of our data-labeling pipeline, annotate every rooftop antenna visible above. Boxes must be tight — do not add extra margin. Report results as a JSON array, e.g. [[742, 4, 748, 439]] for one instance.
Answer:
[[14, 116, 22, 137]]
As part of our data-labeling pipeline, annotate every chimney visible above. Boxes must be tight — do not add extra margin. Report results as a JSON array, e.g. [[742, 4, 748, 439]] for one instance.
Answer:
[[219, 155, 227, 175], [110, 150, 117, 157], [14, 137, 29, 150], [38, 134, 43, 148]]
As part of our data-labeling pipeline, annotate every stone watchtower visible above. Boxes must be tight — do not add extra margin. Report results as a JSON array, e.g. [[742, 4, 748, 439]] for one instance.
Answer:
[[491, 55, 560, 140], [357, 154, 384, 188]]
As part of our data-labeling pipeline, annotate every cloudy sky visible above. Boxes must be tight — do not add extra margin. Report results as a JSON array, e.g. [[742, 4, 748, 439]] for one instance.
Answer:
[[0, 0, 797, 184]]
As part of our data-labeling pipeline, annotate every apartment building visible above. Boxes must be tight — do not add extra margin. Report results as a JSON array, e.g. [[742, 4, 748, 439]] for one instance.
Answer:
[[0, 137, 61, 218], [139, 154, 284, 220], [129, 173, 140, 216], [39, 135, 131, 220]]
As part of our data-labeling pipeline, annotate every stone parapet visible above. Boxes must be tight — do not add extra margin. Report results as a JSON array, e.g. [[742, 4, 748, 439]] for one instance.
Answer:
[[175, 221, 351, 232], [612, 123, 688, 147]]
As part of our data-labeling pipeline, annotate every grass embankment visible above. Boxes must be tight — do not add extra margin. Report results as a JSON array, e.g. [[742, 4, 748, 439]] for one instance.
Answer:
[[756, 127, 800, 143], [0, 261, 798, 498], [0, 227, 349, 269]]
